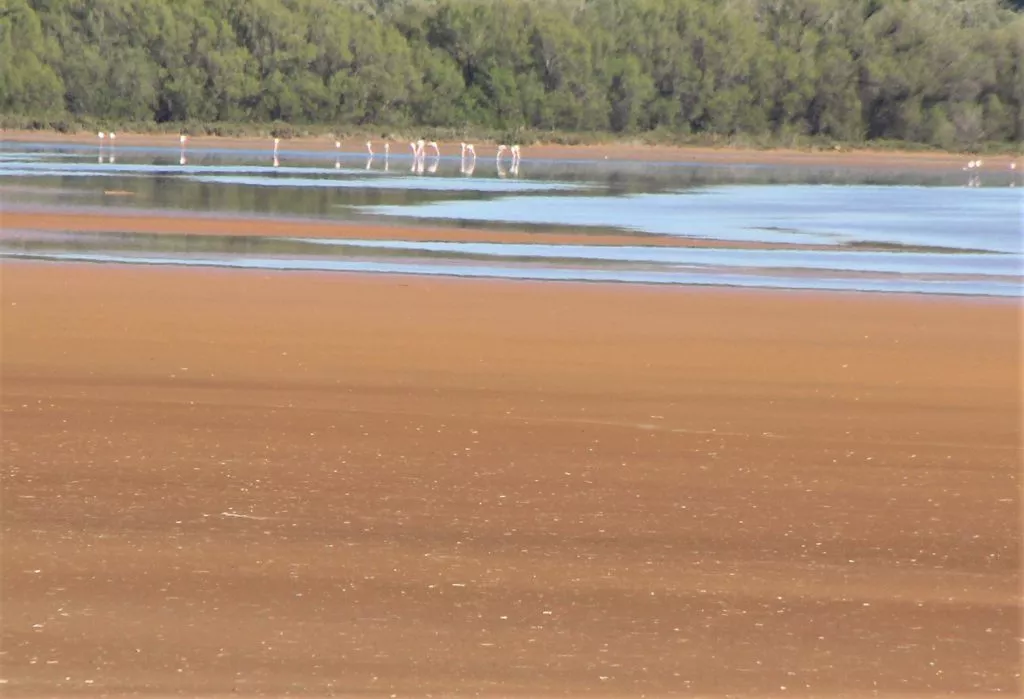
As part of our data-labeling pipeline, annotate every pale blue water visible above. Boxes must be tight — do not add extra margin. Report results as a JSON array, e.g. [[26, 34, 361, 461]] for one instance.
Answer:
[[357, 187, 1022, 251], [2, 141, 1021, 296]]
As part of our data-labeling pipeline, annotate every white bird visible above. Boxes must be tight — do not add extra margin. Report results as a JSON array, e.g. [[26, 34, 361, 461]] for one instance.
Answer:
[[384, 142, 390, 157], [366, 140, 374, 156], [497, 144, 508, 161], [466, 143, 476, 157], [335, 140, 341, 149], [426, 141, 440, 157], [273, 137, 280, 153], [109, 132, 116, 142], [179, 134, 188, 145], [510, 144, 521, 163], [1011, 162, 1017, 170]]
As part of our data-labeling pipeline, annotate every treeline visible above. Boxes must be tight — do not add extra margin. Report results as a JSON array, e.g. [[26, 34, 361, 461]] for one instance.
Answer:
[[3, 0, 1023, 148]]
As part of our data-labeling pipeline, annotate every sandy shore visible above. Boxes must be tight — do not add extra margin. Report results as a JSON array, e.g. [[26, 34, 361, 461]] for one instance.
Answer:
[[2, 262, 1020, 697], [1, 208, 837, 250], [4, 129, 1018, 170]]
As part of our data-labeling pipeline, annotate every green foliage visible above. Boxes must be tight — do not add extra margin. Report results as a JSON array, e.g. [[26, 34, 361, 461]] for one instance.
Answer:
[[4, 0, 1022, 147]]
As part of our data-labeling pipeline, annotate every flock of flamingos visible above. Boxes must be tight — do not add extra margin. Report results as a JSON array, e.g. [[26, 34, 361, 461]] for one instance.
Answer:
[[95, 131, 523, 176], [93, 130, 1017, 185]]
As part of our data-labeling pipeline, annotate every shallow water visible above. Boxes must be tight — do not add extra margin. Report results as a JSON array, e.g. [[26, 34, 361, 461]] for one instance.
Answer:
[[2, 141, 1021, 296]]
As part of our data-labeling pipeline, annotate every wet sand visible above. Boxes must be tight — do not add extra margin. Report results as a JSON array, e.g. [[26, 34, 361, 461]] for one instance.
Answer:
[[1, 209, 834, 250], [4, 129, 1018, 170], [2, 262, 1020, 697]]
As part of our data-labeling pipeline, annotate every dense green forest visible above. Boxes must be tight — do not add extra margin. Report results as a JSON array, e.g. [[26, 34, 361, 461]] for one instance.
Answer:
[[2, 0, 1023, 149]]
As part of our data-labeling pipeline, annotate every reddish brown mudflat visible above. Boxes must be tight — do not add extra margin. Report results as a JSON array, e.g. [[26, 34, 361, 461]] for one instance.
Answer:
[[1, 262, 1020, 697], [0, 209, 826, 250]]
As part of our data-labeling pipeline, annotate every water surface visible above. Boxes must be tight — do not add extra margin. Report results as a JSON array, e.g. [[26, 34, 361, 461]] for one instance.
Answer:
[[2, 141, 1020, 296]]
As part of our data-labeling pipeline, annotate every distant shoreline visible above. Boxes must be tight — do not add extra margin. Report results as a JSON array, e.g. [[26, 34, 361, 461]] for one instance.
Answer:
[[3, 129, 1019, 171]]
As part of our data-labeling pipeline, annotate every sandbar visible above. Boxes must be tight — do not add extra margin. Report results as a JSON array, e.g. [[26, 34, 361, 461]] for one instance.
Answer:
[[1, 208, 837, 250], [3, 129, 1018, 170]]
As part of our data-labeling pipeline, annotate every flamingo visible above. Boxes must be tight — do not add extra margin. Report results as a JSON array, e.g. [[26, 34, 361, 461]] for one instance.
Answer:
[[273, 137, 280, 154], [384, 142, 390, 157], [109, 132, 116, 142], [510, 144, 521, 164], [496, 144, 508, 161], [366, 140, 374, 156], [335, 140, 341, 150], [426, 141, 440, 157], [98, 131, 106, 142]]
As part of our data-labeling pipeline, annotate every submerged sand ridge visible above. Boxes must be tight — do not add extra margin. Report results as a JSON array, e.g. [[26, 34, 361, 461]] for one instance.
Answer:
[[1, 263, 1020, 696]]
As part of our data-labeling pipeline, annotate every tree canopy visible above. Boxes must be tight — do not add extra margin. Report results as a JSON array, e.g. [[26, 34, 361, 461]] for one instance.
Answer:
[[3, 0, 1022, 148]]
